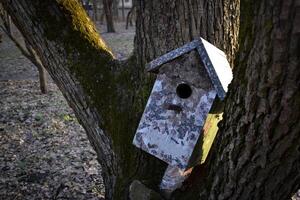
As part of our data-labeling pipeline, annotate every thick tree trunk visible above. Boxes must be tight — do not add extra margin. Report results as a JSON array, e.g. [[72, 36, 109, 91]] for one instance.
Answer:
[[0, 0, 166, 199], [103, 0, 116, 32], [134, 0, 240, 66], [174, 0, 300, 199]]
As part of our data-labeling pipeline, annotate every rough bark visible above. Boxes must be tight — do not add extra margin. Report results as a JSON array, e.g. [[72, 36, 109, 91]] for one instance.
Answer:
[[103, 0, 116, 32], [134, 0, 240, 66], [175, 0, 300, 199], [0, 0, 167, 199]]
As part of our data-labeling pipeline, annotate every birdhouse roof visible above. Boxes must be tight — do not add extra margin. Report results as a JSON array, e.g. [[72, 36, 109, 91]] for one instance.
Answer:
[[146, 38, 232, 100]]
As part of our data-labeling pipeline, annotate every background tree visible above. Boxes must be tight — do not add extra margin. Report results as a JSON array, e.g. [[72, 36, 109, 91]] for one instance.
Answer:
[[103, 0, 116, 32], [121, 0, 125, 21], [0, 0, 299, 200], [92, 0, 99, 21], [112, 0, 119, 20], [0, 10, 48, 94], [125, 4, 134, 29]]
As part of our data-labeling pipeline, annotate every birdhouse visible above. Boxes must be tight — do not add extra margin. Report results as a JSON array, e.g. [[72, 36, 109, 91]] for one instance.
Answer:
[[132, 38, 232, 170]]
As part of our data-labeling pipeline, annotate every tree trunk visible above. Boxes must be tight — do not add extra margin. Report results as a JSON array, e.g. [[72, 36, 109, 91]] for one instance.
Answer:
[[1, 0, 299, 200], [121, 0, 125, 21], [0, 0, 165, 199], [134, 0, 239, 66], [103, 0, 116, 32], [125, 5, 134, 29], [92, 0, 98, 21], [36, 64, 48, 94], [174, 0, 300, 199], [113, 0, 119, 20], [25, 41, 48, 94]]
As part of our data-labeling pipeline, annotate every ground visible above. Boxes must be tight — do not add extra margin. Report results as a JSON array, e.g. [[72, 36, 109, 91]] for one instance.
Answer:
[[0, 21, 135, 200]]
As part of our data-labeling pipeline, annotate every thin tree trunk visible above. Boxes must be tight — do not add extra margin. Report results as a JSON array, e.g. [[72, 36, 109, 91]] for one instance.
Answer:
[[92, 0, 98, 21], [112, 0, 119, 20], [5, 11, 11, 34], [36, 64, 48, 94], [25, 41, 48, 94], [121, 0, 125, 21], [103, 0, 116, 32], [125, 5, 134, 29]]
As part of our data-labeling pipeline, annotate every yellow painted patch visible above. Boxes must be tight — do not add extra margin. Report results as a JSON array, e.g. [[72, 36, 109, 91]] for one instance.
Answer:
[[200, 113, 223, 164]]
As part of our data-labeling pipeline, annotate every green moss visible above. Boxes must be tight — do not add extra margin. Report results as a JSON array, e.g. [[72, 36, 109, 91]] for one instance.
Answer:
[[32, 1, 165, 197]]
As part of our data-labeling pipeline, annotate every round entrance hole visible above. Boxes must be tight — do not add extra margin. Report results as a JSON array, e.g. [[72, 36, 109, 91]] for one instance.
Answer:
[[176, 83, 192, 99]]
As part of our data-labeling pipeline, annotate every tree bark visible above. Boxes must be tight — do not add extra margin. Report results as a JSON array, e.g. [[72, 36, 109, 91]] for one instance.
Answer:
[[0, 0, 166, 199], [103, 0, 116, 32], [134, 0, 240, 67], [1, 0, 299, 200], [174, 0, 300, 199]]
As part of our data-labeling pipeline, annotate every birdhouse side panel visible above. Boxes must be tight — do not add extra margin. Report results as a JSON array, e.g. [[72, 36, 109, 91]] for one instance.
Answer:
[[133, 74, 216, 169]]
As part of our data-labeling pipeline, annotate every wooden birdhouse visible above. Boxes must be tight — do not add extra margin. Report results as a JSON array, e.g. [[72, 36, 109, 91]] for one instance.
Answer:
[[133, 38, 232, 170]]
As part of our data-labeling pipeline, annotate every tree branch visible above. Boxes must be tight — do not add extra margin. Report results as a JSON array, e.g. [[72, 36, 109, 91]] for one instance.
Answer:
[[0, 0, 160, 198]]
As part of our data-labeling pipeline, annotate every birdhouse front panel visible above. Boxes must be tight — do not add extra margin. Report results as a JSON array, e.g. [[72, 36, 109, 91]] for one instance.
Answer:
[[133, 52, 217, 169]]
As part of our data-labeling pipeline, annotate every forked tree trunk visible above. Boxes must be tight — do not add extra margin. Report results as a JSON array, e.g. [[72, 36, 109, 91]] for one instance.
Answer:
[[1, 0, 299, 200]]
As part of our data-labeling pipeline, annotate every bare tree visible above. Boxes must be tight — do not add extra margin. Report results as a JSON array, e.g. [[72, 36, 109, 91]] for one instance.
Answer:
[[121, 0, 125, 21], [125, 5, 134, 29], [112, 0, 119, 20], [92, 0, 98, 22], [103, 0, 115, 32], [0, 10, 48, 94]]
